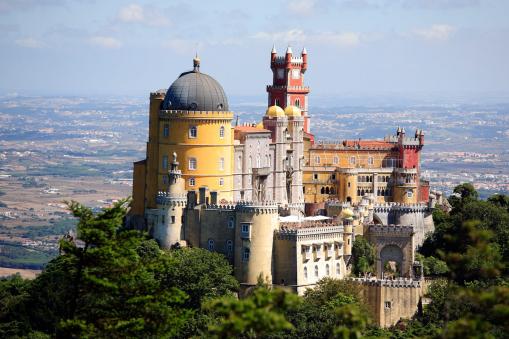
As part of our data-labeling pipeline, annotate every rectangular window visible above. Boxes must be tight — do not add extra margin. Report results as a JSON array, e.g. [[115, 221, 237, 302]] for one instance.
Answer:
[[407, 191, 413, 198], [313, 173, 318, 180], [219, 157, 225, 171], [162, 155, 168, 170], [350, 156, 356, 165], [189, 157, 197, 170], [243, 247, 250, 261], [368, 157, 374, 165], [189, 178, 195, 186], [385, 301, 392, 309], [241, 223, 250, 239], [162, 175, 168, 185], [163, 124, 169, 137], [333, 156, 339, 164], [171, 216, 175, 224], [315, 156, 320, 164], [189, 126, 197, 138]]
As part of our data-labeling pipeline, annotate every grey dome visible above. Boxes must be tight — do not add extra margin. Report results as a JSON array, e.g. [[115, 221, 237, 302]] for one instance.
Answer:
[[162, 68, 229, 111]]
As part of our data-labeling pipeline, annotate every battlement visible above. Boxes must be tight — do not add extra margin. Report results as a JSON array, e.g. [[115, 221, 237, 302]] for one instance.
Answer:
[[368, 224, 414, 235], [349, 277, 422, 288], [276, 223, 343, 239], [159, 110, 234, 120], [203, 200, 279, 214], [156, 191, 187, 205], [150, 89, 166, 98], [373, 202, 430, 213], [266, 85, 310, 92]]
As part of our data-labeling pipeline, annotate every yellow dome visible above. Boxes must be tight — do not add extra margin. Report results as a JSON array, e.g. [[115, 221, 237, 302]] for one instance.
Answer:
[[256, 121, 264, 129], [284, 105, 302, 117], [342, 208, 354, 219], [266, 105, 285, 118]]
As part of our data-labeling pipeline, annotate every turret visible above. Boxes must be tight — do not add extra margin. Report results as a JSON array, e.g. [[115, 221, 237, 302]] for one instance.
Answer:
[[153, 153, 187, 249], [301, 47, 307, 73], [285, 46, 292, 69], [271, 44, 277, 63]]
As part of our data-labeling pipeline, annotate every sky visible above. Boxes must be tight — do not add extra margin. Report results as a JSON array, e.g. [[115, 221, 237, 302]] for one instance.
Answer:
[[0, 0, 508, 101]]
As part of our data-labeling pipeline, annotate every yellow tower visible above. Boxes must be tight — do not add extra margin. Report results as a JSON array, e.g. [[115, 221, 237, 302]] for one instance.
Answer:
[[136, 57, 235, 211]]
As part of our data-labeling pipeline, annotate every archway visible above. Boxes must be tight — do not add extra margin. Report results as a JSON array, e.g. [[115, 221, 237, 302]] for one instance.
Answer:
[[380, 245, 403, 278]]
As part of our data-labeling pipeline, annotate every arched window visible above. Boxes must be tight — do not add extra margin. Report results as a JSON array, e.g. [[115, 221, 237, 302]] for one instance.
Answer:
[[226, 240, 233, 252], [207, 239, 214, 251], [368, 156, 374, 165], [189, 157, 197, 170], [326, 264, 330, 276], [275, 98, 280, 106], [243, 247, 250, 261], [304, 266, 308, 280], [315, 156, 320, 164], [238, 155, 242, 170], [219, 178, 224, 186], [314, 265, 319, 277], [350, 156, 356, 165], [219, 157, 225, 171], [219, 126, 225, 138], [336, 262, 340, 275], [333, 156, 339, 165], [295, 99, 300, 108], [330, 187, 335, 194], [189, 178, 195, 186], [248, 156, 252, 169], [228, 217, 234, 229], [269, 154, 272, 167], [163, 123, 169, 137], [321, 187, 325, 194], [256, 155, 261, 168], [189, 126, 197, 138], [357, 189, 361, 196], [325, 187, 330, 194]]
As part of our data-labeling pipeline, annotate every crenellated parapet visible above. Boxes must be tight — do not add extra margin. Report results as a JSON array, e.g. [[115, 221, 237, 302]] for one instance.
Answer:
[[156, 191, 187, 206], [369, 224, 414, 236], [349, 277, 422, 288], [373, 202, 430, 214], [276, 223, 343, 240]]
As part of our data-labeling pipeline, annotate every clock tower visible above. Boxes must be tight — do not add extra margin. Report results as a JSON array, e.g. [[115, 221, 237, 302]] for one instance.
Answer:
[[267, 45, 311, 133]]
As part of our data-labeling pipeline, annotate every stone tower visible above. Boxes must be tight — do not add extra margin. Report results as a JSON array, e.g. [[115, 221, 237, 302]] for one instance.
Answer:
[[267, 46, 311, 133], [152, 153, 187, 249]]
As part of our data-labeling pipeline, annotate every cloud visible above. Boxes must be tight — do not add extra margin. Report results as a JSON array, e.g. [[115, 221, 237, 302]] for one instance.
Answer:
[[15, 37, 45, 48], [253, 29, 362, 48], [117, 3, 169, 27], [288, 0, 317, 15], [411, 24, 456, 41], [89, 36, 122, 48]]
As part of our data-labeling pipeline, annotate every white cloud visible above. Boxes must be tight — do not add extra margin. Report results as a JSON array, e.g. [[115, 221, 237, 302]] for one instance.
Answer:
[[253, 29, 362, 48], [118, 4, 144, 23], [15, 37, 45, 48], [89, 36, 122, 48], [412, 24, 456, 41], [288, 0, 317, 15], [117, 3, 169, 27]]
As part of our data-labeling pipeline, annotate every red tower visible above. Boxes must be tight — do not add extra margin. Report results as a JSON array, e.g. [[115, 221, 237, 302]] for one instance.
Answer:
[[267, 45, 311, 133]]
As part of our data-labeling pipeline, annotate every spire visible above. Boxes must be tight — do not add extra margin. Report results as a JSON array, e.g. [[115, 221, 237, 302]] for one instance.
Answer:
[[271, 44, 277, 54], [302, 47, 307, 54], [193, 53, 200, 72], [286, 45, 292, 54]]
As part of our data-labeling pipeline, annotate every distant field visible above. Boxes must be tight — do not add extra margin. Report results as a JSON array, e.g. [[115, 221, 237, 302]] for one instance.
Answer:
[[0, 267, 41, 279]]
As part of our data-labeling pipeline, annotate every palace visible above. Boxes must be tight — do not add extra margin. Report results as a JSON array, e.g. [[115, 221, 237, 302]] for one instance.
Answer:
[[128, 47, 441, 327]]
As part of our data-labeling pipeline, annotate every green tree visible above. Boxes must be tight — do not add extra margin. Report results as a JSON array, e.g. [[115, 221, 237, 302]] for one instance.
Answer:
[[159, 247, 239, 309], [29, 200, 192, 337], [204, 287, 300, 338], [352, 236, 375, 276], [0, 274, 33, 337]]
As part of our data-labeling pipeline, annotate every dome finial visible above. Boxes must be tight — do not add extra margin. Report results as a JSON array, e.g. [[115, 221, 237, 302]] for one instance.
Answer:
[[193, 53, 200, 72]]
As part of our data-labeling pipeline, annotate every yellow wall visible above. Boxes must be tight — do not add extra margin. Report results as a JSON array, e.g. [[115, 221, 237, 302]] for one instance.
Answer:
[[156, 111, 234, 202], [303, 147, 403, 204]]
